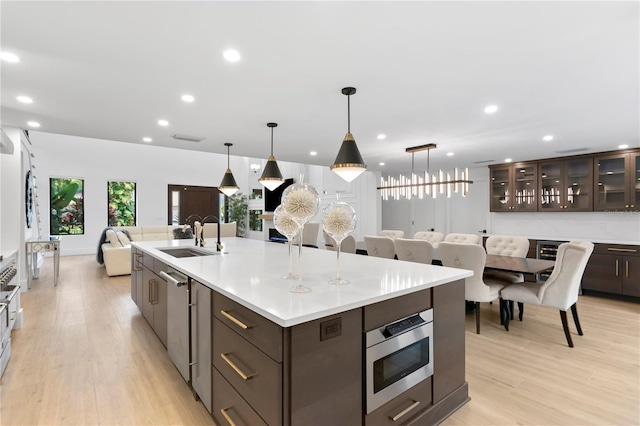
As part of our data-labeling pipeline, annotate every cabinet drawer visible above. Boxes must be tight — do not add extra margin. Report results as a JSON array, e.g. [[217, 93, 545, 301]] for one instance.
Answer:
[[593, 244, 639, 256], [213, 368, 268, 426], [365, 377, 432, 426], [364, 289, 431, 332], [153, 258, 169, 276], [214, 292, 283, 362], [213, 318, 282, 426], [142, 250, 154, 270]]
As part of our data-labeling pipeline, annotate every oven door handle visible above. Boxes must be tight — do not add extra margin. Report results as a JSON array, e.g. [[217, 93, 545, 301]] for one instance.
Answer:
[[390, 400, 420, 422]]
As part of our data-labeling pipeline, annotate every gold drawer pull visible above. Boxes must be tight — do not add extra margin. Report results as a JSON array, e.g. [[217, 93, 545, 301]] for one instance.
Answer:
[[133, 267, 143, 272], [220, 407, 236, 426], [390, 400, 420, 422], [134, 253, 143, 257], [607, 248, 637, 253], [221, 353, 255, 380], [220, 310, 252, 330]]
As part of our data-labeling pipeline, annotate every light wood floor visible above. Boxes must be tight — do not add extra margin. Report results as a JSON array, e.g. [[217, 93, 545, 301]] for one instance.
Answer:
[[1, 255, 639, 425]]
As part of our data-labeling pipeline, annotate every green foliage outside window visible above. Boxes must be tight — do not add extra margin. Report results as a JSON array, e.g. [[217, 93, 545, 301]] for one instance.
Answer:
[[249, 210, 263, 232], [221, 193, 247, 237], [50, 178, 84, 235], [108, 181, 136, 226]]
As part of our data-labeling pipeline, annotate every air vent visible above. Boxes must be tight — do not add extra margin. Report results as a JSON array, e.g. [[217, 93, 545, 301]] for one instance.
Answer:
[[473, 159, 495, 164], [555, 148, 588, 154], [172, 134, 205, 143]]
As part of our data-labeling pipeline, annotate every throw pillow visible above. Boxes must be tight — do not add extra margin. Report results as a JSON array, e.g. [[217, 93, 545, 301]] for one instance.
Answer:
[[116, 231, 131, 245], [106, 229, 121, 247], [173, 227, 193, 239]]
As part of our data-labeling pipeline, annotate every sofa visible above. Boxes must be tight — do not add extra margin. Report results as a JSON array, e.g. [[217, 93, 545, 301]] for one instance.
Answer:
[[101, 223, 237, 276]]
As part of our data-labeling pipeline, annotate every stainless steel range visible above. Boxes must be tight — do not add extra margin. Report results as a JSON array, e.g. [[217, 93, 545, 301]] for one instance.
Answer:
[[1, 252, 19, 378]]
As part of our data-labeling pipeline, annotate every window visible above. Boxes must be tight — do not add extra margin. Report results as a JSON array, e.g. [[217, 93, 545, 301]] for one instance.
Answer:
[[108, 181, 137, 226], [50, 177, 84, 235], [249, 209, 263, 232]]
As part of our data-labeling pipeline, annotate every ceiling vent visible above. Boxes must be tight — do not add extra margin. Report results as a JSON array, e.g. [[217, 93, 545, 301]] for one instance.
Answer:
[[473, 159, 495, 164], [555, 148, 588, 154], [172, 134, 205, 143]]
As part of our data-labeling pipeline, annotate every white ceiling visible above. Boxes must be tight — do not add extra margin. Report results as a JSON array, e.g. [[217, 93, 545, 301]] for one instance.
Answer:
[[1, 1, 638, 174]]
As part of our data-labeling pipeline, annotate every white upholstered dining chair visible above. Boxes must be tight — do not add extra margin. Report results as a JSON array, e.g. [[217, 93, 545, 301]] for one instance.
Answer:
[[500, 241, 594, 347], [364, 236, 396, 259], [484, 235, 530, 284], [324, 233, 356, 254], [378, 230, 404, 239], [438, 242, 508, 334], [413, 231, 444, 248], [443, 233, 480, 245], [394, 238, 434, 264]]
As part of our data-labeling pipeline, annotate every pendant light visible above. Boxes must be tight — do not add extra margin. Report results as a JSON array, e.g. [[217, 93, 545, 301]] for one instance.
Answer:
[[259, 122, 285, 191], [219, 142, 239, 196], [330, 87, 367, 182]]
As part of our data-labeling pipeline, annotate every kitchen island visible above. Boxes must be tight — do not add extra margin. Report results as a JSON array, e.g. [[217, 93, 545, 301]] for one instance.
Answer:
[[131, 238, 472, 425]]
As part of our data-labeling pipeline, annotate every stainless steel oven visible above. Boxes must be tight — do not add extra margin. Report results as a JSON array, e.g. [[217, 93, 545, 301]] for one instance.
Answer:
[[365, 309, 434, 413]]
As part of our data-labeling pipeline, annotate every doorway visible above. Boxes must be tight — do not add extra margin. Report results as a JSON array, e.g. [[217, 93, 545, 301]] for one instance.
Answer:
[[168, 185, 221, 225]]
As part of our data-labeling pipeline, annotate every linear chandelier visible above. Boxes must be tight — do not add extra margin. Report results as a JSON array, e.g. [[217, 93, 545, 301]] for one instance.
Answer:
[[378, 143, 473, 200]]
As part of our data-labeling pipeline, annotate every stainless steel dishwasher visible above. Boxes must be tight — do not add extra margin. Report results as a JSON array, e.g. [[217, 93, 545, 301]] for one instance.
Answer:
[[160, 268, 190, 383]]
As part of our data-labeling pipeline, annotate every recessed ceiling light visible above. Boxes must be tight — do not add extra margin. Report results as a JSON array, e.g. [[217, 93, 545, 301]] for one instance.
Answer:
[[484, 105, 498, 114], [181, 94, 195, 103], [377, 134, 386, 140], [27, 121, 40, 128], [619, 144, 629, 149], [143, 137, 152, 143], [223, 49, 241, 62], [310, 151, 317, 156], [1, 51, 20, 63], [505, 158, 512, 163], [157, 120, 169, 126], [379, 162, 385, 166], [17, 95, 33, 104], [543, 135, 554, 142], [446, 152, 454, 157]]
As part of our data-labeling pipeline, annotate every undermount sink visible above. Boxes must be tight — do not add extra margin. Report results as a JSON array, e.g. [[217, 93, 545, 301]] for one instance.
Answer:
[[157, 247, 220, 258]]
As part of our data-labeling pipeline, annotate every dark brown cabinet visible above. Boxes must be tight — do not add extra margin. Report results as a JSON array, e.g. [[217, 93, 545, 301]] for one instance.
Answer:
[[538, 157, 593, 211], [490, 163, 537, 212], [583, 244, 640, 297], [593, 151, 640, 211]]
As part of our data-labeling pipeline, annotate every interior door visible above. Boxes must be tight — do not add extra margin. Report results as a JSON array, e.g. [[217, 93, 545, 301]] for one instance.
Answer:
[[168, 185, 220, 225]]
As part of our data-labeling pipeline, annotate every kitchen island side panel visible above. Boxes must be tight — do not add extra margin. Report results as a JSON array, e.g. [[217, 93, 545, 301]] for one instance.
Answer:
[[288, 308, 363, 426], [431, 279, 467, 404]]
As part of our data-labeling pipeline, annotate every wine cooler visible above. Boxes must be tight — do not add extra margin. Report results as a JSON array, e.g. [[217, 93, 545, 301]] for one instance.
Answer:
[[537, 240, 563, 281]]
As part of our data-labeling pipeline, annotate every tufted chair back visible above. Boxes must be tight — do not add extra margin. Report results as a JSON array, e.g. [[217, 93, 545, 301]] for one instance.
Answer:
[[444, 233, 480, 245], [394, 239, 434, 264], [413, 231, 444, 248], [379, 230, 404, 239], [364, 236, 396, 259], [539, 241, 594, 310], [485, 236, 529, 257]]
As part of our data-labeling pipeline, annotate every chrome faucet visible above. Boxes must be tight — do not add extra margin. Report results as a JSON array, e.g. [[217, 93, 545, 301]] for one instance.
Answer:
[[183, 214, 223, 251]]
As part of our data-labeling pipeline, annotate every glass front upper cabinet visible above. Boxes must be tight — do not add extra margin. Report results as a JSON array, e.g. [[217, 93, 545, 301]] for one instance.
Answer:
[[538, 157, 592, 211], [490, 163, 537, 212], [594, 151, 638, 211]]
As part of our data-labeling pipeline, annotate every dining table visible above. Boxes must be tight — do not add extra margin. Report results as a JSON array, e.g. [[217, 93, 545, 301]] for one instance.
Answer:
[[483, 254, 556, 275]]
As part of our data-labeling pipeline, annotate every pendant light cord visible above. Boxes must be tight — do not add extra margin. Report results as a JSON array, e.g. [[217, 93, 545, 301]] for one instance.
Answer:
[[347, 94, 351, 133], [227, 145, 230, 168], [270, 126, 274, 155]]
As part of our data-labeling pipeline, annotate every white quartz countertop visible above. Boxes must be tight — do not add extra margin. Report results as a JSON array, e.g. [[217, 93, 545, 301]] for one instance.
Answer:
[[132, 238, 472, 327], [0, 249, 18, 268]]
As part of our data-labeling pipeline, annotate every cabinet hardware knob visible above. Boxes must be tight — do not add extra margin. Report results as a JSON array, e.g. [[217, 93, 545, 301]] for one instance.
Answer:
[[220, 408, 236, 426], [220, 310, 252, 330], [615, 259, 619, 277], [390, 400, 420, 422], [220, 353, 255, 380]]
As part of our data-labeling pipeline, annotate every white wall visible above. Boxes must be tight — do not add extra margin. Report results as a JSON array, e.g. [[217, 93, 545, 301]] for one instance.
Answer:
[[29, 132, 379, 255]]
